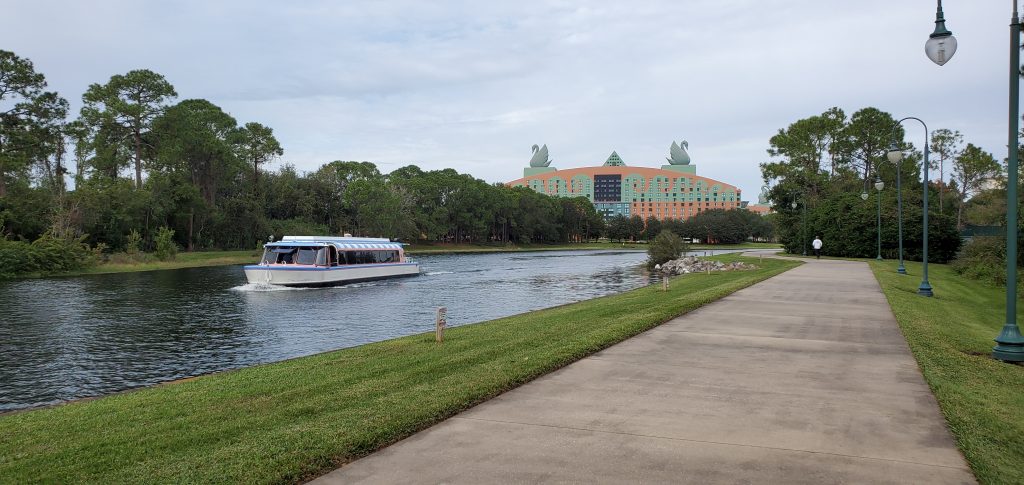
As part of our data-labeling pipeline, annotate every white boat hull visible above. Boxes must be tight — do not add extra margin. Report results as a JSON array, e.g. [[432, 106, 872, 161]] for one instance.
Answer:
[[243, 262, 420, 287]]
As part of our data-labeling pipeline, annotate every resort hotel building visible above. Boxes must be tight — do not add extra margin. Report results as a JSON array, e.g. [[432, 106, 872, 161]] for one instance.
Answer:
[[507, 141, 745, 221]]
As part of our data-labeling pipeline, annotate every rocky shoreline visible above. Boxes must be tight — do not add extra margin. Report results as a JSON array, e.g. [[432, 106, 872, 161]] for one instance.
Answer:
[[654, 256, 757, 275]]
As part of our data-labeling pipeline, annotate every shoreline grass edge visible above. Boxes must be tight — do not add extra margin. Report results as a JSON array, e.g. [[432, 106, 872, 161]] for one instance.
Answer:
[[868, 260, 1024, 484], [0, 254, 798, 484]]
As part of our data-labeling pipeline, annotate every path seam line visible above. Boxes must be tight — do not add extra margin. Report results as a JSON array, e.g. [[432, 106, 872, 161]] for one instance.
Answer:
[[453, 415, 970, 471]]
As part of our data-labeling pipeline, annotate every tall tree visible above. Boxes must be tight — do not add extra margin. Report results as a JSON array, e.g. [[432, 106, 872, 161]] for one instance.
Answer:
[[0, 50, 67, 198], [232, 122, 282, 194], [80, 69, 176, 189], [930, 128, 963, 213], [842, 107, 898, 189], [151, 99, 239, 250], [951, 143, 1002, 228]]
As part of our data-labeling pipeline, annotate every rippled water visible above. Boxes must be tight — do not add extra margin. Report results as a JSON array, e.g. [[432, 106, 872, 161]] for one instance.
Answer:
[[0, 249, 735, 412]]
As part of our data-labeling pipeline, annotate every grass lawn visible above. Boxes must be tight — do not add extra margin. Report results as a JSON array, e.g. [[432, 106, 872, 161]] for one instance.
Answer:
[[869, 260, 1024, 485], [40, 250, 264, 278], [0, 255, 797, 484]]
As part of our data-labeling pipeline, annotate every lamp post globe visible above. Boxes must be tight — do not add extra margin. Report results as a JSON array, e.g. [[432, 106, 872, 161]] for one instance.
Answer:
[[887, 146, 903, 164], [925, 1, 957, 66], [875, 180, 885, 191], [887, 143, 906, 274], [860, 191, 869, 201], [791, 201, 797, 209]]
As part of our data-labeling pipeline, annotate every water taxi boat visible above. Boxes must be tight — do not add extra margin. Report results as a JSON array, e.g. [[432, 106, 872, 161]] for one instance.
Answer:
[[244, 236, 420, 287]]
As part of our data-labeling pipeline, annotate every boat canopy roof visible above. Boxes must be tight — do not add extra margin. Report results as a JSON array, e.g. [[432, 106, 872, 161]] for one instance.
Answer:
[[266, 236, 404, 251], [282, 236, 392, 243]]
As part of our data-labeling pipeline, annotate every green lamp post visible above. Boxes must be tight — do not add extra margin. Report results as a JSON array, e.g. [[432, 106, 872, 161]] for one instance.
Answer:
[[790, 197, 807, 256], [990, 0, 1024, 361], [875, 177, 885, 261], [888, 118, 934, 297], [920, 0, 1020, 361], [886, 144, 907, 274]]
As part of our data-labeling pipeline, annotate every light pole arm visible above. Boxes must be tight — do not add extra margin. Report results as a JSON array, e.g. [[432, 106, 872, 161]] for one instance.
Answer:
[[892, 117, 933, 296]]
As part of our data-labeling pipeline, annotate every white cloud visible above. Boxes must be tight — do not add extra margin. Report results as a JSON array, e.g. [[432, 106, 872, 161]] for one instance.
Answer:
[[4, 0, 1015, 199]]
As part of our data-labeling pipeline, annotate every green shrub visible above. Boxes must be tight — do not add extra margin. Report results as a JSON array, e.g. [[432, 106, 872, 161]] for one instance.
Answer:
[[647, 230, 689, 269], [0, 239, 33, 278], [125, 229, 142, 257], [0, 233, 98, 279], [952, 236, 1023, 289], [154, 226, 178, 261], [30, 233, 97, 273]]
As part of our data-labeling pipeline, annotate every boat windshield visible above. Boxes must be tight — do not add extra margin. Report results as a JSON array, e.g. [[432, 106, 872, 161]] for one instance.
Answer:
[[262, 246, 321, 265]]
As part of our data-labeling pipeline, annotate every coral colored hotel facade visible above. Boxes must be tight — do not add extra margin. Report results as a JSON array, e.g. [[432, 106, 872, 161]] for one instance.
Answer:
[[507, 144, 743, 221]]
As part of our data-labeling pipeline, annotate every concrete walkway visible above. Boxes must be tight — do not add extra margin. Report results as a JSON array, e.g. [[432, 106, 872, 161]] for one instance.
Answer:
[[313, 256, 974, 484]]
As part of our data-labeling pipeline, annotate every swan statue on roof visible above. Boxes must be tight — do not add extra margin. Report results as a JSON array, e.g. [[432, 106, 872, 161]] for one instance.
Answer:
[[529, 144, 552, 167], [667, 140, 691, 165]]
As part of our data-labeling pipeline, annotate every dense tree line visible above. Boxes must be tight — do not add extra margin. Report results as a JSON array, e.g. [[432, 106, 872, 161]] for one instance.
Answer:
[[760, 106, 969, 262], [0, 50, 614, 263], [604, 210, 773, 244]]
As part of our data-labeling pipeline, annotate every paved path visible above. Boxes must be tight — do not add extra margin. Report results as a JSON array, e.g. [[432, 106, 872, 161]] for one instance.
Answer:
[[313, 256, 974, 484]]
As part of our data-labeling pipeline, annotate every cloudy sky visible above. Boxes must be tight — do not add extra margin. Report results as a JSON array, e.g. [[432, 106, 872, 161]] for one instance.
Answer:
[[4, 1, 1015, 199]]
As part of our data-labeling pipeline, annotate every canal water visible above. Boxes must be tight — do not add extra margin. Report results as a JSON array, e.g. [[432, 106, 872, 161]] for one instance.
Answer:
[[0, 249, 734, 412]]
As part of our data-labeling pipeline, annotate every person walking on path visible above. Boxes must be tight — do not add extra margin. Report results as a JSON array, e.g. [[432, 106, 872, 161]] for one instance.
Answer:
[[812, 236, 823, 259]]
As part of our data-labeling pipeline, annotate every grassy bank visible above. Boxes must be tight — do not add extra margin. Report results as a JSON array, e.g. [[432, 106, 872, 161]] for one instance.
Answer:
[[0, 255, 797, 484], [869, 260, 1024, 484], [60, 250, 262, 278]]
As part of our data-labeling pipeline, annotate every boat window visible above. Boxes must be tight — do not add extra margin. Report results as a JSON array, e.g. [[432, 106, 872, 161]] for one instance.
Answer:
[[315, 248, 327, 266], [329, 246, 339, 266], [295, 248, 318, 265], [340, 250, 399, 264]]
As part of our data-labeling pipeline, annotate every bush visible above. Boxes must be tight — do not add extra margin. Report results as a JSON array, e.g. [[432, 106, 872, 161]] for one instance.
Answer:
[[0, 239, 33, 278], [125, 229, 142, 258], [154, 226, 178, 261], [952, 236, 1023, 288], [647, 230, 689, 269], [0, 233, 98, 279]]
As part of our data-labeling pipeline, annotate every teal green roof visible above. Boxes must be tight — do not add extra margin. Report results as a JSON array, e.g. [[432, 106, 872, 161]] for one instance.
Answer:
[[603, 151, 626, 166]]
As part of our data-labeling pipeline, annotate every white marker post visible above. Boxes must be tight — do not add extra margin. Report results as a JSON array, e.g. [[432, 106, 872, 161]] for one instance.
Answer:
[[436, 307, 447, 343]]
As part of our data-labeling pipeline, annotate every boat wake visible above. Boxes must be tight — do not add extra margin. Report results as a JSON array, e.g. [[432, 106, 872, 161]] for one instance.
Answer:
[[229, 283, 311, 292], [424, 271, 455, 276]]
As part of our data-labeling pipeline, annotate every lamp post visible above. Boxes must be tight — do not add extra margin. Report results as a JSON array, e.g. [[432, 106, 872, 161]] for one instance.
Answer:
[[875, 177, 885, 261], [887, 143, 907, 274], [888, 119, 934, 297], [919, 1, 1020, 360], [790, 196, 807, 256], [992, 0, 1024, 361]]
